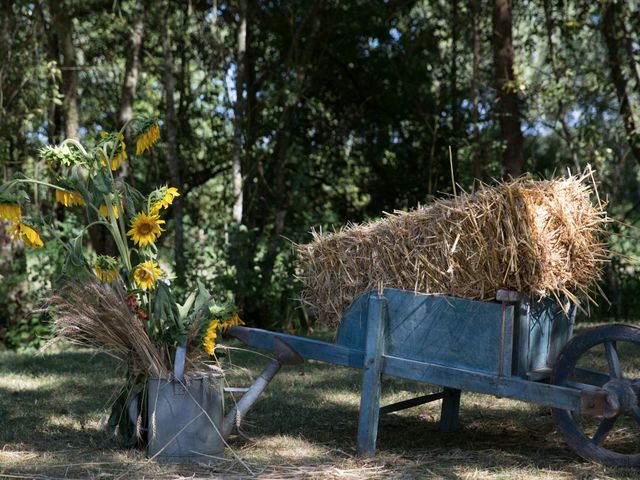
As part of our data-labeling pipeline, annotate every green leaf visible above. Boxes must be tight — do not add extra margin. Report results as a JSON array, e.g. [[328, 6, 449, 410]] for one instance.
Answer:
[[69, 234, 85, 267], [177, 289, 198, 320], [152, 282, 184, 344], [92, 170, 113, 194]]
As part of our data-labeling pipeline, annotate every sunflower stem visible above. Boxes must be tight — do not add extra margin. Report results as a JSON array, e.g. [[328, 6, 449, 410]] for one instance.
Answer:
[[43, 220, 73, 255], [60, 138, 90, 157], [11, 178, 74, 193], [101, 139, 133, 275]]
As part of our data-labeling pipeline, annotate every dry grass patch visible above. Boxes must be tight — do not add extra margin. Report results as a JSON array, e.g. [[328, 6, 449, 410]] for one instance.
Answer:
[[2, 332, 640, 479]]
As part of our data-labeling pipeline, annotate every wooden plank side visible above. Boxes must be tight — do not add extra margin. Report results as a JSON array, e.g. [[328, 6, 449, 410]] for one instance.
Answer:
[[528, 298, 554, 372], [382, 354, 582, 411], [513, 296, 575, 376], [547, 302, 576, 369], [336, 291, 370, 351], [512, 301, 531, 377], [500, 303, 514, 377], [383, 289, 505, 374], [356, 293, 387, 456]]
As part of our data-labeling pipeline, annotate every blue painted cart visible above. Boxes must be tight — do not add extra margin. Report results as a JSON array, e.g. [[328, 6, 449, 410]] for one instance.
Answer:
[[226, 288, 640, 467]]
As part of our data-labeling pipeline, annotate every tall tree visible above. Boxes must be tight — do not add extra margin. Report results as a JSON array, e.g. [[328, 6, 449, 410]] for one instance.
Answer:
[[118, 0, 146, 127], [47, 0, 79, 141], [159, 3, 186, 285], [232, 0, 247, 224], [602, 0, 640, 164], [492, 0, 524, 177], [542, 0, 580, 171], [470, 0, 480, 179], [449, 0, 460, 181]]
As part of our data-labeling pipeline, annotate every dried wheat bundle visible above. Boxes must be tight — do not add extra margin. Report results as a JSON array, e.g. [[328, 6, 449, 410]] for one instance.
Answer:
[[41, 279, 168, 377], [297, 174, 609, 327]]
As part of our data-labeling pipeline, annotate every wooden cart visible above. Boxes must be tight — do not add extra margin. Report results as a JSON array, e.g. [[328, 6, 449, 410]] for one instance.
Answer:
[[227, 288, 640, 467]]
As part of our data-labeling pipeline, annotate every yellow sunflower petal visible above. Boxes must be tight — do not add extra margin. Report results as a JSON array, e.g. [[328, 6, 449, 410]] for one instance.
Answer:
[[0, 203, 22, 222], [136, 122, 160, 155], [8, 221, 44, 249], [99, 202, 122, 220], [150, 186, 180, 213], [203, 319, 221, 356], [55, 189, 84, 207]]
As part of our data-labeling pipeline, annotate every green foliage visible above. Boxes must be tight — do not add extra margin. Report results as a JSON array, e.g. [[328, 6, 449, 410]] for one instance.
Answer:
[[2, 0, 640, 350], [4, 315, 51, 350]]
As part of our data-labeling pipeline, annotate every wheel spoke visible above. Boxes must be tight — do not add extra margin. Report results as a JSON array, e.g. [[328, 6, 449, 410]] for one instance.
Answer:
[[605, 341, 622, 379], [592, 417, 617, 446]]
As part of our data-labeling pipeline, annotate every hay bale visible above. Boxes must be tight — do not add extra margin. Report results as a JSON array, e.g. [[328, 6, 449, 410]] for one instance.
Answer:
[[297, 175, 609, 327]]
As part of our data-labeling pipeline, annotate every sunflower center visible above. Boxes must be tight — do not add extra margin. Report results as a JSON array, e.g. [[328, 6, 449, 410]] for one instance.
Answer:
[[138, 222, 153, 235]]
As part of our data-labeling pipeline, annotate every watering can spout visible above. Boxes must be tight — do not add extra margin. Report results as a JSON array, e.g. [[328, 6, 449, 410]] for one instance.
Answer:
[[222, 329, 303, 439]]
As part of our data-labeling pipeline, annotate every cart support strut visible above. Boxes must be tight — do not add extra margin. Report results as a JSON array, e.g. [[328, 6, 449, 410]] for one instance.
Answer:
[[356, 293, 387, 456]]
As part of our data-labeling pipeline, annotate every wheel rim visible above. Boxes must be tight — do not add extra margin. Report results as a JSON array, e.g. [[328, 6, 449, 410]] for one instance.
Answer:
[[552, 324, 640, 467]]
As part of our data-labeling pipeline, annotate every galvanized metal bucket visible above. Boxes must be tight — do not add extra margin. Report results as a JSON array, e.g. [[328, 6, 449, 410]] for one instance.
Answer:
[[147, 347, 225, 463]]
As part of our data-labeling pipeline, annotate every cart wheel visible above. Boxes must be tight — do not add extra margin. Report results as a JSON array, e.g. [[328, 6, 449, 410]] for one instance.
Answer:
[[552, 324, 640, 467]]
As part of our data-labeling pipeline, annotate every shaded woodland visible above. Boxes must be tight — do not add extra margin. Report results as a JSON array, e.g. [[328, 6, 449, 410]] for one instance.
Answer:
[[1, 0, 640, 346]]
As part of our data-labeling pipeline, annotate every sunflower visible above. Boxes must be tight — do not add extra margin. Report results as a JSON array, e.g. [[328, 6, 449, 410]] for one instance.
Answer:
[[7, 221, 44, 249], [99, 132, 127, 171], [133, 260, 163, 290], [0, 203, 22, 222], [94, 255, 119, 283], [127, 212, 165, 247], [150, 187, 180, 214], [221, 313, 244, 333], [98, 202, 122, 220], [202, 319, 221, 356], [135, 121, 160, 155], [55, 189, 84, 207]]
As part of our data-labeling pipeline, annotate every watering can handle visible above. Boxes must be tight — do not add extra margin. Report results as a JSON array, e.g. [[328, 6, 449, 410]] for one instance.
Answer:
[[174, 345, 187, 382]]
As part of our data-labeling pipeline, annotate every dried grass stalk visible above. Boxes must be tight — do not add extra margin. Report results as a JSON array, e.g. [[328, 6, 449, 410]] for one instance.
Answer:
[[297, 174, 609, 327], [41, 279, 168, 377]]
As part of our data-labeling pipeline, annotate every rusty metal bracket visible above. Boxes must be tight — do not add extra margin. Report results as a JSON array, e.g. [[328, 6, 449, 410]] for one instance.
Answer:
[[579, 390, 619, 418]]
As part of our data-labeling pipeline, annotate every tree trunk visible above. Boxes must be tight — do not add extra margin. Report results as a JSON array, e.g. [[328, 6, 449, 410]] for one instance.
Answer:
[[449, 0, 459, 184], [236, 4, 322, 327], [602, 1, 640, 164], [619, 5, 640, 100], [118, 0, 145, 127], [34, 1, 62, 143], [492, 0, 524, 178], [159, 4, 186, 286], [258, 9, 322, 306], [543, 0, 580, 172], [232, 0, 247, 224], [470, 0, 483, 183], [48, 0, 79, 141]]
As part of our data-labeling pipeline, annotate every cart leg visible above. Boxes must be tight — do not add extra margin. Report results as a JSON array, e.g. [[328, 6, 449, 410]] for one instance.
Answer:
[[356, 293, 387, 456], [440, 388, 461, 432]]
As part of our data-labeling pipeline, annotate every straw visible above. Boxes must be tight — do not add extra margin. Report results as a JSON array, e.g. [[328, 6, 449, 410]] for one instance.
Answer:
[[41, 279, 169, 377], [297, 174, 610, 327]]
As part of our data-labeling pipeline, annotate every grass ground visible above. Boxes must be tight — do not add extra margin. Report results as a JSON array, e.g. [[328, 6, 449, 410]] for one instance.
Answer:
[[1, 327, 640, 479]]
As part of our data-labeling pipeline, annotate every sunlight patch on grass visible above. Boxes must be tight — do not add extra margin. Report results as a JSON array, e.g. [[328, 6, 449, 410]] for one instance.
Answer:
[[0, 449, 39, 466], [319, 390, 361, 407], [0, 374, 59, 391], [241, 434, 332, 464]]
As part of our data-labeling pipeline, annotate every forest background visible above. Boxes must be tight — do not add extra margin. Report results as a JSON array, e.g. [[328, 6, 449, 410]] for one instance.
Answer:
[[1, 0, 640, 348]]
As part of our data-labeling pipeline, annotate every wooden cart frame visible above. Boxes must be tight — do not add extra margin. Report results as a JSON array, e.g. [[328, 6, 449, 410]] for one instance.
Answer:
[[227, 288, 640, 467]]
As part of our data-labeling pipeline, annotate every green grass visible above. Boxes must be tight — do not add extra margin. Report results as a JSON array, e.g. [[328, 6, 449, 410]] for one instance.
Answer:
[[1, 330, 640, 479]]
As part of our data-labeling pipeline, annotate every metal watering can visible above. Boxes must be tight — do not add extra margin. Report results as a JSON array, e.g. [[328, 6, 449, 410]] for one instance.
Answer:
[[143, 337, 302, 463]]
